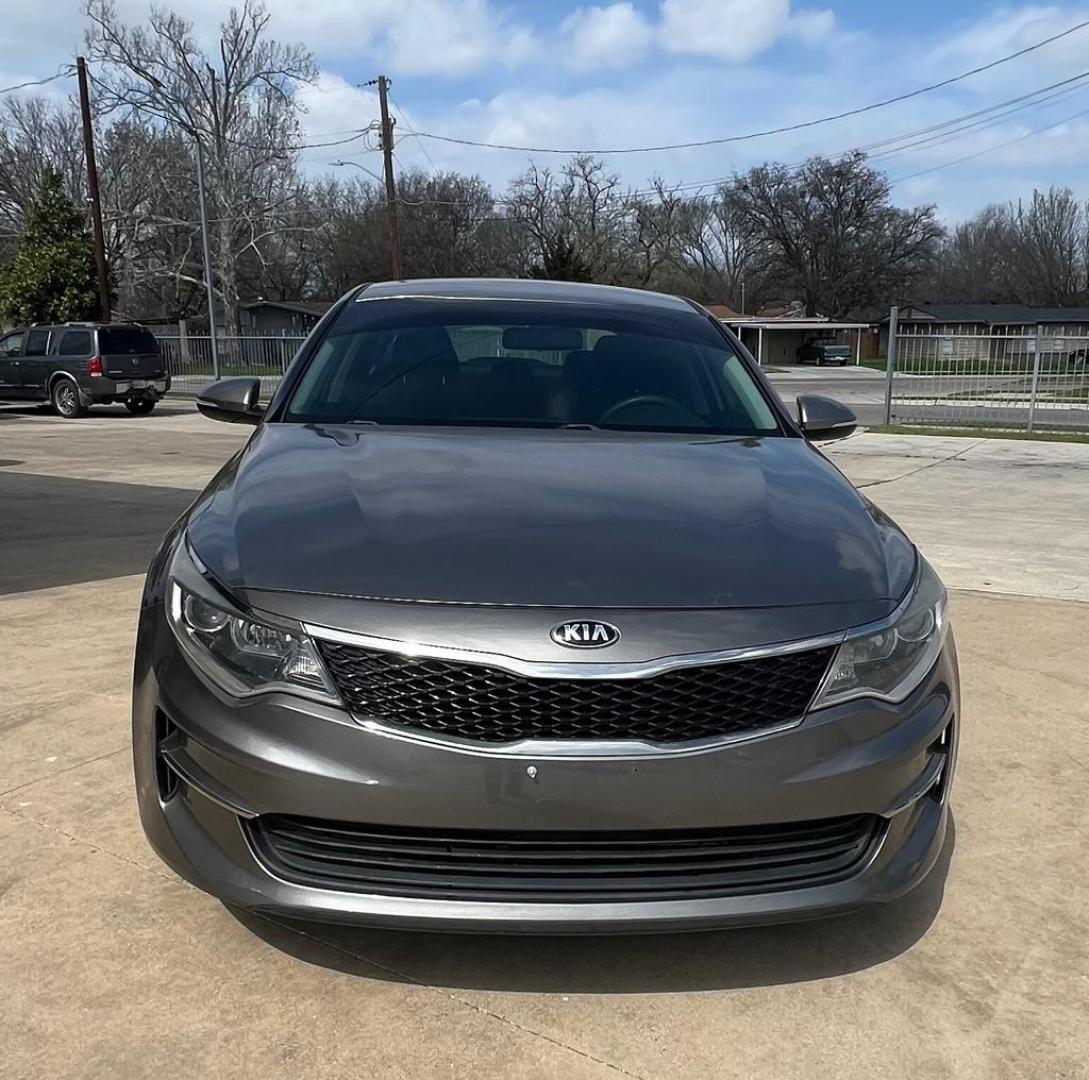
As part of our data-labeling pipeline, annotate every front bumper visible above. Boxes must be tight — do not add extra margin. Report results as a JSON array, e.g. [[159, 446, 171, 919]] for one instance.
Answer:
[[133, 602, 958, 933]]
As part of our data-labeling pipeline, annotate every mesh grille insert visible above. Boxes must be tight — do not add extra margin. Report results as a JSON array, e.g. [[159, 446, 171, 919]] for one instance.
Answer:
[[316, 640, 834, 744]]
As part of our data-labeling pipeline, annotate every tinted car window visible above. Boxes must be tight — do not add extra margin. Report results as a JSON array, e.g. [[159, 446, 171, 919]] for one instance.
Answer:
[[25, 329, 50, 356], [1, 332, 23, 356], [58, 330, 92, 355], [284, 302, 780, 436], [99, 327, 159, 354]]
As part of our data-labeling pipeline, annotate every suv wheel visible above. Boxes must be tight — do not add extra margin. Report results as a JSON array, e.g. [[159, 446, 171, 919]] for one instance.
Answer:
[[125, 397, 156, 416], [51, 379, 87, 419]]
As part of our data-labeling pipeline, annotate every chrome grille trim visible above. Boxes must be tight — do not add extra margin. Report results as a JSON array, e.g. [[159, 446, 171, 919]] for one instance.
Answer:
[[303, 622, 848, 681], [303, 624, 842, 758]]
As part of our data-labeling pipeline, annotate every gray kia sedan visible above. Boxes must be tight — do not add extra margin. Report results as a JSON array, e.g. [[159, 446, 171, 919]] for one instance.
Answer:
[[133, 278, 958, 933]]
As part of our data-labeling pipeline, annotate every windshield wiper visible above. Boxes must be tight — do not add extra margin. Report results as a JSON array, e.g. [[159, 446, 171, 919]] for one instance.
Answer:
[[560, 422, 600, 430]]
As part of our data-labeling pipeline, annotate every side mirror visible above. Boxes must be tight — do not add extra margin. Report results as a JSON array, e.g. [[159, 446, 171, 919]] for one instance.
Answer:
[[197, 377, 265, 425], [796, 394, 857, 441]]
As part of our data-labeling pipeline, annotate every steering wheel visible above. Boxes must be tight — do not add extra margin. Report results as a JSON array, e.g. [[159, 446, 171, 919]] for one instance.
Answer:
[[596, 394, 705, 426]]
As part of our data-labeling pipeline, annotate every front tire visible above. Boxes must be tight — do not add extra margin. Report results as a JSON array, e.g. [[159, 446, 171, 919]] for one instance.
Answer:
[[51, 379, 87, 419], [125, 397, 157, 416]]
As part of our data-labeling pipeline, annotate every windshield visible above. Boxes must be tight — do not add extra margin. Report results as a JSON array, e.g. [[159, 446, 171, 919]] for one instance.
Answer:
[[282, 299, 781, 435]]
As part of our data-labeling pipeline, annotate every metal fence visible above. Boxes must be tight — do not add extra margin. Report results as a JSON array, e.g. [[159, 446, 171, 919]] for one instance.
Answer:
[[156, 334, 306, 398], [885, 313, 1089, 432]]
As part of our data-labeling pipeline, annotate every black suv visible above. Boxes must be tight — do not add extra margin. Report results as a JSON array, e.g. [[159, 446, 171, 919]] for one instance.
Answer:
[[0, 322, 170, 417]]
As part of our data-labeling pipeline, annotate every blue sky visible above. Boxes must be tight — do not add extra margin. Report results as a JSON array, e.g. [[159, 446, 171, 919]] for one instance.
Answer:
[[6, 1, 1089, 221]]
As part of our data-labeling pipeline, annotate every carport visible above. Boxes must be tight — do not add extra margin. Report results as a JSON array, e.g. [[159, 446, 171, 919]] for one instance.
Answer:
[[722, 318, 872, 366]]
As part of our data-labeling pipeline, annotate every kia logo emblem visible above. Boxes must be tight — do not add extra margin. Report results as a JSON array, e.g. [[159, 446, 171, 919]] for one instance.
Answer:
[[550, 620, 621, 649]]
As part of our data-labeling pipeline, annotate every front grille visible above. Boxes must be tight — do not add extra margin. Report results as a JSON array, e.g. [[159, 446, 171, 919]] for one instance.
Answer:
[[315, 640, 834, 745], [248, 813, 881, 902]]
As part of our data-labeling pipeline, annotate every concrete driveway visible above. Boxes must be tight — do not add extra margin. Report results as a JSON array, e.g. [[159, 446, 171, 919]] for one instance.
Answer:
[[2, 406, 1087, 1080]]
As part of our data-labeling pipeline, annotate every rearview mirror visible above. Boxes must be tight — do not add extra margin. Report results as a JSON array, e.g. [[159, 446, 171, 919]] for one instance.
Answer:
[[501, 326, 584, 351], [796, 394, 857, 441], [197, 377, 265, 426]]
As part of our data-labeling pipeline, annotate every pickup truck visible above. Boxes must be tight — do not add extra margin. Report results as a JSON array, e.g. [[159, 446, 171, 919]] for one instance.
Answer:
[[796, 337, 851, 366]]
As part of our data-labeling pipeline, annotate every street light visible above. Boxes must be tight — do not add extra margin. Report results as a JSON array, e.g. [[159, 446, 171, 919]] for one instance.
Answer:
[[193, 135, 221, 380], [330, 160, 387, 185], [141, 73, 220, 378]]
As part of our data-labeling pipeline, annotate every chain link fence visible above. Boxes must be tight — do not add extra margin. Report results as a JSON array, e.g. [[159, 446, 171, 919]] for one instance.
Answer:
[[155, 334, 306, 398], [885, 313, 1089, 432]]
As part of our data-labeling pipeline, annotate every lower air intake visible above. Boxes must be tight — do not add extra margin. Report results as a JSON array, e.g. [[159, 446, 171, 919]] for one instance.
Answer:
[[247, 813, 882, 902]]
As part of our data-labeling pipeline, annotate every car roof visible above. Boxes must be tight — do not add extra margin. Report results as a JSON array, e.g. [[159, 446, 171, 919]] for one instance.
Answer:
[[20, 322, 153, 334], [357, 277, 695, 313]]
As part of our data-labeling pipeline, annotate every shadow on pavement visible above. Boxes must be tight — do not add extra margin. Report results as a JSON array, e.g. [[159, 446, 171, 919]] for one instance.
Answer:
[[0, 402, 195, 420], [233, 814, 955, 995], [0, 471, 196, 594]]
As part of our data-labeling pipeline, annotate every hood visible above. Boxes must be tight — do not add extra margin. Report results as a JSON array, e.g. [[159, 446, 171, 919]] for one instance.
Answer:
[[186, 424, 914, 613]]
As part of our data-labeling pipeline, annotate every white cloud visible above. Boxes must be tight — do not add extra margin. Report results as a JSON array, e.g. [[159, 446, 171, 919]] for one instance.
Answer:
[[259, 0, 539, 75], [380, 0, 539, 75], [561, 3, 654, 71], [785, 8, 836, 46], [296, 71, 379, 141], [926, 5, 1089, 93], [658, 0, 792, 61]]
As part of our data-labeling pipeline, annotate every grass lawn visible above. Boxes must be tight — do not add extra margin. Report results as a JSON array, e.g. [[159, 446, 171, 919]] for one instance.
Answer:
[[868, 424, 1089, 444]]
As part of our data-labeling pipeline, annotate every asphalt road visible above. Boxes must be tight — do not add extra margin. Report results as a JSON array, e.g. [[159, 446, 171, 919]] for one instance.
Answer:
[[765, 365, 1089, 430], [765, 366, 888, 425]]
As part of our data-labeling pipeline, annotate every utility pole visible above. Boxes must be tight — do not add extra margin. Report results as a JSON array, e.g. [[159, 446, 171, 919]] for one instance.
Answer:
[[193, 137, 221, 379], [376, 75, 403, 279], [76, 57, 110, 321]]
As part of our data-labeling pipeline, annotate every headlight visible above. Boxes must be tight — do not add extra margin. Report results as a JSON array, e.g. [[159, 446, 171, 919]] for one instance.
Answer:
[[167, 540, 337, 704], [811, 557, 948, 709]]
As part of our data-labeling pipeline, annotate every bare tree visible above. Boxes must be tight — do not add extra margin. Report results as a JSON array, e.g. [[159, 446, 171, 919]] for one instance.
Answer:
[[505, 156, 627, 281], [731, 154, 943, 316], [925, 188, 1089, 306], [671, 184, 771, 308], [1010, 188, 1087, 304], [619, 179, 688, 289], [84, 0, 316, 330], [927, 205, 1018, 303], [0, 98, 85, 242], [96, 120, 209, 319], [397, 170, 498, 278]]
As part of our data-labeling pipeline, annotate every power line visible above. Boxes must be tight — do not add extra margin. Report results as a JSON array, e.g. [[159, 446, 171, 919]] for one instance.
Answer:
[[862, 76, 1089, 166], [411, 18, 1089, 155], [0, 68, 74, 96], [891, 103, 1089, 183], [389, 93, 438, 175], [81, 68, 381, 154], [623, 68, 1089, 197], [861, 69, 1089, 157], [187, 126, 377, 154]]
